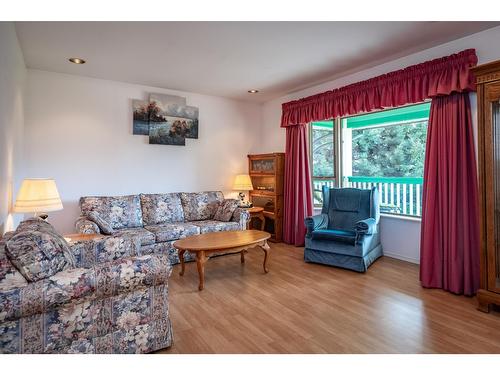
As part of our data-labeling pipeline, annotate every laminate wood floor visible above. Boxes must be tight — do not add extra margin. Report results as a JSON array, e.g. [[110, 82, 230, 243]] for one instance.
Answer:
[[158, 242, 500, 354]]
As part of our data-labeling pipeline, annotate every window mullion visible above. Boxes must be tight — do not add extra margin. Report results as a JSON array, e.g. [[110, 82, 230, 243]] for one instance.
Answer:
[[335, 116, 342, 188]]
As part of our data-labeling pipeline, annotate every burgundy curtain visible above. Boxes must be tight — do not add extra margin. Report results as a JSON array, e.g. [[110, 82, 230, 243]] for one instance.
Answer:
[[420, 93, 480, 296], [281, 49, 477, 127], [283, 124, 313, 246]]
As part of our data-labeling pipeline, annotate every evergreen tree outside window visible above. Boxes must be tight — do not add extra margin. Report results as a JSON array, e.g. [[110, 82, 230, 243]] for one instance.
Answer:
[[310, 121, 335, 206]]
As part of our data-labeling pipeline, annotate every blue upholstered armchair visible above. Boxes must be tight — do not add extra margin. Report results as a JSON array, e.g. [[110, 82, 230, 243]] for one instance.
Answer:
[[304, 186, 383, 272]]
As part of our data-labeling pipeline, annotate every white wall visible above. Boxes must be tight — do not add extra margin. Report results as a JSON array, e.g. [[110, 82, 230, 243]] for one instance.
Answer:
[[259, 26, 500, 264], [0, 22, 26, 234], [24, 70, 262, 233]]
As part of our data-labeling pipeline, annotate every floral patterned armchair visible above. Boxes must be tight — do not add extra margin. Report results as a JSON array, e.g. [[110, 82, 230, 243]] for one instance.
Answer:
[[0, 218, 173, 354]]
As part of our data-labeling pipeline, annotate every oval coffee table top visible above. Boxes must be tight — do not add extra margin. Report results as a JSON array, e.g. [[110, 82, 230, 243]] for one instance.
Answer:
[[173, 230, 270, 251]]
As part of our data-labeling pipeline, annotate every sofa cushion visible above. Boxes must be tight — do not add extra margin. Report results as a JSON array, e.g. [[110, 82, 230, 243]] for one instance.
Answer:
[[191, 220, 240, 234], [311, 229, 357, 245], [86, 211, 115, 235], [180, 192, 224, 221], [80, 195, 143, 230], [113, 227, 156, 246], [213, 199, 239, 222], [305, 232, 380, 258], [326, 188, 374, 232], [140, 193, 184, 225], [145, 223, 200, 242], [331, 189, 361, 212], [5, 230, 76, 282]]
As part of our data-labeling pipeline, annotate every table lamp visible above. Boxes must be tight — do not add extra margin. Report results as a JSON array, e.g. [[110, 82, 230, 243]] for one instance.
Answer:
[[13, 178, 63, 220], [233, 174, 253, 206]]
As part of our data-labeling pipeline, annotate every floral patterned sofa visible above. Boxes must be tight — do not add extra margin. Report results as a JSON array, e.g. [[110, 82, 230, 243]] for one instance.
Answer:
[[75, 191, 250, 265], [0, 218, 173, 354]]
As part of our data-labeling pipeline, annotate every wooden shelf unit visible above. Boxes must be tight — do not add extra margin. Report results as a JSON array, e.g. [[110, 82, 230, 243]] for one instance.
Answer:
[[248, 153, 285, 242]]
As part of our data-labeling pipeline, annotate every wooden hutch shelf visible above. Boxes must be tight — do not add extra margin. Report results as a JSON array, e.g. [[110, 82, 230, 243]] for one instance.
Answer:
[[248, 153, 285, 242]]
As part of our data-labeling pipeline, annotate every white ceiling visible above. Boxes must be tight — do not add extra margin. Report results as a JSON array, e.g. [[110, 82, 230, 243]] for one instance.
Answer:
[[15, 22, 500, 102]]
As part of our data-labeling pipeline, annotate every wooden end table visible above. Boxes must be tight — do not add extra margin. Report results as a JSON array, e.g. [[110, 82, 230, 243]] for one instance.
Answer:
[[246, 206, 265, 231], [64, 233, 104, 243], [173, 230, 271, 291]]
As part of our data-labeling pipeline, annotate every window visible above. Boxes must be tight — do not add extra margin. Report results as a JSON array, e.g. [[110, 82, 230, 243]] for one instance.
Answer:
[[310, 102, 430, 217], [310, 121, 335, 206]]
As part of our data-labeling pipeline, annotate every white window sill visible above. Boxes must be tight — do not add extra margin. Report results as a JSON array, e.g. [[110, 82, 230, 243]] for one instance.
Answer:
[[380, 213, 422, 222]]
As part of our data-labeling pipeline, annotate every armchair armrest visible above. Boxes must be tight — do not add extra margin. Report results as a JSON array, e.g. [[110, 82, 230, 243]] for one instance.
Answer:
[[75, 216, 100, 234], [0, 253, 171, 324], [305, 213, 328, 238], [355, 218, 377, 236], [231, 207, 251, 230]]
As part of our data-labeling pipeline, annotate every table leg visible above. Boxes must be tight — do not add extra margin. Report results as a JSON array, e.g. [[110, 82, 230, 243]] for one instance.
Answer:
[[240, 250, 245, 264], [178, 249, 186, 276], [196, 250, 207, 291], [260, 241, 270, 273], [259, 213, 265, 231]]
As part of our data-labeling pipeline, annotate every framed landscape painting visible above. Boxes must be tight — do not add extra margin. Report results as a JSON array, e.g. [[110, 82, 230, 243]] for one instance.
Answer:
[[132, 100, 149, 135], [149, 93, 199, 139], [132, 93, 199, 145]]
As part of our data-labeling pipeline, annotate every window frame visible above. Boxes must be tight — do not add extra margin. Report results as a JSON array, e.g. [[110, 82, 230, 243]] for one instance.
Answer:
[[309, 101, 431, 218], [308, 120, 340, 208]]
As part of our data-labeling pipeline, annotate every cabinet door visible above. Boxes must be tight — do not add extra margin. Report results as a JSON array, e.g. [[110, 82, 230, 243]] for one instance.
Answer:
[[249, 157, 276, 174], [485, 81, 500, 292]]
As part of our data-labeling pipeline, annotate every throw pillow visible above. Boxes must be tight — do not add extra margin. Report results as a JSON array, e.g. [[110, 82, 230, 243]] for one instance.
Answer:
[[15, 217, 74, 256], [213, 199, 239, 222], [6, 230, 76, 282], [0, 236, 28, 291], [16, 217, 56, 233], [86, 211, 115, 234]]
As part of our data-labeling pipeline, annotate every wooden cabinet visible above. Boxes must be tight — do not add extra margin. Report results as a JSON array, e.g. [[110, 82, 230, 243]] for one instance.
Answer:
[[472, 60, 500, 312], [248, 153, 284, 242]]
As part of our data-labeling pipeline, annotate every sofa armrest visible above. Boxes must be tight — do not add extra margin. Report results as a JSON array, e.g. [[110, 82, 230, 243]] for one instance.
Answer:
[[355, 218, 377, 236], [305, 214, 328, 238], [75, 216, 100, 234], [231, 207, 251, 230], [0, 253, 172, 324]]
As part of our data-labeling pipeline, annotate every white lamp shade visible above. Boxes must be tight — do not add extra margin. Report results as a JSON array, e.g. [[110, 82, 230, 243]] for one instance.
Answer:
[[13, 178, 63, 213], [233, 174, 254, 191]]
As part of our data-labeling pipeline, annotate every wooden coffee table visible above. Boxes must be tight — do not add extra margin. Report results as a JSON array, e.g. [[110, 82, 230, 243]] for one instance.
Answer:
[[173, 230, 271, 291]]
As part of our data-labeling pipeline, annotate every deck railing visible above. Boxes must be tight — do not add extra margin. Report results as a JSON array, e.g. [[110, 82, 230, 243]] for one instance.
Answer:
[[312, 176, 424, 217]]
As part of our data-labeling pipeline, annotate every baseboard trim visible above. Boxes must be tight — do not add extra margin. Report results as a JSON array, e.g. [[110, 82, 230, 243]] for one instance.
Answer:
[[383, 251, 420, 265]]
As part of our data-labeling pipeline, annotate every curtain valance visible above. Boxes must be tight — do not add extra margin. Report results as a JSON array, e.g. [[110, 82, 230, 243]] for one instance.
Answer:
[[281, 49, 478, 127]]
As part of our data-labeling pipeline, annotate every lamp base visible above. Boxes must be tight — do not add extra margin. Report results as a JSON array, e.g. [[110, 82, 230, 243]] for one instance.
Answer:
[[237, 192, 253, 208], [34, 213, 49, 221]]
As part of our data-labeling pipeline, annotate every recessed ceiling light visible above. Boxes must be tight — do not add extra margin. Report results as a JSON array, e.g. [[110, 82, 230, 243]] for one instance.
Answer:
[[68, 57, 86, 64], [248, 89, 259, 93]]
